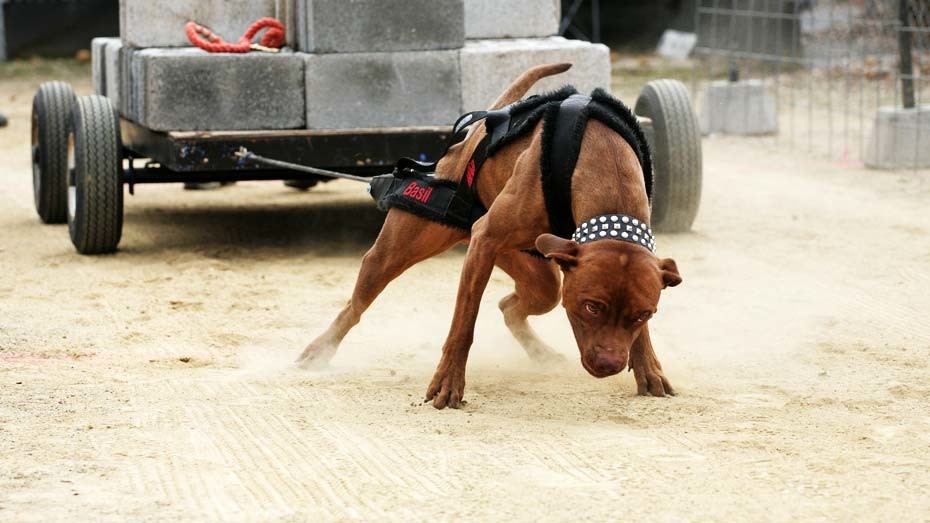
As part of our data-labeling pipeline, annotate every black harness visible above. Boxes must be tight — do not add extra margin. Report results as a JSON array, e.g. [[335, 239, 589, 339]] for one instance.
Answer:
[[368, 87, 654, 242], [367, 110, 497, 231]]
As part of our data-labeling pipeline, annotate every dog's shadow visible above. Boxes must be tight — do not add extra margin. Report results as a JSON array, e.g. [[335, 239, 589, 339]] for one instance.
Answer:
[[121, 187, 385, 258]]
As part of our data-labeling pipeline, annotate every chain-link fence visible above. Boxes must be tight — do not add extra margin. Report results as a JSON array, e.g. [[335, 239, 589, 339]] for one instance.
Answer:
[[692, 0, 930, 169]]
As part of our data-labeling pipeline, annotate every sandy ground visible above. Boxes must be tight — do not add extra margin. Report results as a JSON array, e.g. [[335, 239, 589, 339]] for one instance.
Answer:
[[2, 63, 930, 522]]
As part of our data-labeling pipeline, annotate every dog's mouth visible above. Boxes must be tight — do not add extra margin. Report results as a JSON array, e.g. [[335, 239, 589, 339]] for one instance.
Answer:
[[580, 354, 627, 378]]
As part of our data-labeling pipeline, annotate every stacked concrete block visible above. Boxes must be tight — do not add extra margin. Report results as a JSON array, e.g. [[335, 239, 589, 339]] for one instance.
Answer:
[[119, 44, 134, 120], [699, 80, 777, 135], [864, 106, 930, 169], [275, 0, 297, 48], [295, 0, 466, 129], [295, 0, 464, 53], [90, 38, 124, 109], [304, 51, 460, 129], [460, 37, 611, 111], [464, 0, 560, 39], [91, 38, 112, 96], [103, 40, 125, 110], [107, 0, 613, 132], [126, 46, 144, 121], [129, 48, 305, 131], [119, 0, 277, 47], [0, 3, 5, 61]]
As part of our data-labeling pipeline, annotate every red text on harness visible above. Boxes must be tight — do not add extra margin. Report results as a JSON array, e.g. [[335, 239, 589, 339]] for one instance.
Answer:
[[465, 159, 477, 187], [402, 181, 434, 203]]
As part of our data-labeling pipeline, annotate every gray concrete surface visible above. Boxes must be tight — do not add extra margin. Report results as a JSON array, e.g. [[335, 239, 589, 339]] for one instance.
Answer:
[[464, 0, 559, 39], [699, 80, 778, 136], [118, 44, 132, 119], [120, 0, 277, 47], [0, 0, 6, 62], [275, 0, 297, 48], [90, 38, 115, 96], [295, 0, 464, 53], [460, 37, 611, 111], [304, 50, 461, 129], [864, 105, 930, 169], [103, 39, 124, 111], [130, 48, 305, 131]]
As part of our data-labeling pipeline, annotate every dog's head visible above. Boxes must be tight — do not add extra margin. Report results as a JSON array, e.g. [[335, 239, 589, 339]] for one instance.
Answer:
[[536, 233, 681, 378]]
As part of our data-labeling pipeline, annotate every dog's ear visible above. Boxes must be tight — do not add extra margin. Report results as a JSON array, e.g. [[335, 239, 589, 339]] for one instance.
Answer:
[[536, 234, 579, 270], [659, 258, 682, 288]]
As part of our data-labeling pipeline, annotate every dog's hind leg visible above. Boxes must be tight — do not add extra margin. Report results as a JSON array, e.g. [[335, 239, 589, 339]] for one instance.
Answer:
[[494, 250, 565, 365], [297, 211, 467, 368]]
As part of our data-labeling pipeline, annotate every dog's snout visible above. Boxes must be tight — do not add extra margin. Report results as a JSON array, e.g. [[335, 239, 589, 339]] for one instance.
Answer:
[[590, 347, 628, 377]]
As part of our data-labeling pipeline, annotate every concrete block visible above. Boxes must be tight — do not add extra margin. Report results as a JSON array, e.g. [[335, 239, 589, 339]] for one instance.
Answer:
[[131, 48, 305, 131], [0, 4, 6, 61], [296, 0, 464, 53], [91, 38, 116, 96], [464, 0, 559, 39], [304, 50, 461, 129], [864, 105, 930, 169], [119, 0, 276, 48], [699, 79, 777, 135], [103, 40, 124, 110], [275, 0, 297, 48], [460, 37, 611, 111], [108, 43, 135, 120], [118, 45, 134, 120], [656, 29, 696, 59]]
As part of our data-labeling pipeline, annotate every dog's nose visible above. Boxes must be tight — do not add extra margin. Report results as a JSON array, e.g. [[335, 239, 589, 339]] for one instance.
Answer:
[[592, 349, 627, 376]]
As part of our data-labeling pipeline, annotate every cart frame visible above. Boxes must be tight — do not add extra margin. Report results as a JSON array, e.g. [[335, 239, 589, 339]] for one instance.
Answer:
[[119, 119, 454, 185]]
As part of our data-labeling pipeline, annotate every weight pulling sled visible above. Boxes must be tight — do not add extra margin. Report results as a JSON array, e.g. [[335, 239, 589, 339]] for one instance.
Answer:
[[31, 79, 702, 255]]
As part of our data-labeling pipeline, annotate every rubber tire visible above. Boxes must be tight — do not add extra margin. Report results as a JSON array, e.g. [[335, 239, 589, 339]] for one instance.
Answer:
[[31, 82, 76, 224], [634, 79, 702, 233], [283, 179, 319, 191], [68, 95, 124, 255]]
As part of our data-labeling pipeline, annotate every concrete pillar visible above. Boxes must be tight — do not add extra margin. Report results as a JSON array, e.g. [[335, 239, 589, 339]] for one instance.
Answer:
[[699, 80, 777, 136], [864, 106, 930, 169]]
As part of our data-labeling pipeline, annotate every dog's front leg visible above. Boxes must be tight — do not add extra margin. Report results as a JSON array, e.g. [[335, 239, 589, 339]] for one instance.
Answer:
[[425, 230, 501, 409], [630, 326, 675, 397], [297, 212, 465, 368]]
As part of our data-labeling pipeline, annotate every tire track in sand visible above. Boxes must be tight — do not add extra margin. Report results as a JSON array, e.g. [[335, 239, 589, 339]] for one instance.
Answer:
[[119, 378, 243, 521]]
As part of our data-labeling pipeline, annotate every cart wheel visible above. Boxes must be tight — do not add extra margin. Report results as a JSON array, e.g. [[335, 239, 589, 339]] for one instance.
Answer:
[[283, 179, 319, 191], [31, 81, 77, 224], [67, 95, 124, 255], [634, 79, 702, 233]]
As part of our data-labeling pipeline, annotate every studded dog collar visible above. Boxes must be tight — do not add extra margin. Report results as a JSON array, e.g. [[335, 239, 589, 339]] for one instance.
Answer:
[[571, 214, 657, 253]]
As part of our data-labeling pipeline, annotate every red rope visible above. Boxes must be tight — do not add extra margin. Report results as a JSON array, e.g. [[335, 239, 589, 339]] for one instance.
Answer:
[[185, 17, 285, 53]]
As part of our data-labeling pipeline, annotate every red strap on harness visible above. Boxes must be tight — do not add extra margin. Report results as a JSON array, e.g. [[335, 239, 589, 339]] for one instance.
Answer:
[[185, 17, 285, 53]]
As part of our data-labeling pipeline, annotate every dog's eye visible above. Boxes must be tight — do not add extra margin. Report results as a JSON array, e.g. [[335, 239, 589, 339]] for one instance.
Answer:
[[635, 311, 653, 323], [584, 302, 603, 316]]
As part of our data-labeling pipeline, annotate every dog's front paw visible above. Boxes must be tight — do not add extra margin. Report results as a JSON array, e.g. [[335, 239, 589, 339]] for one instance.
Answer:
[[425, 362, 466, 409], [631, 354, 675, 397], [295, 339, 337, 369]]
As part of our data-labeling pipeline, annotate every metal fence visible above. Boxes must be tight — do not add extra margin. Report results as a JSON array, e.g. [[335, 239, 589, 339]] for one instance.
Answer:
[[692, 0, 930, 169]]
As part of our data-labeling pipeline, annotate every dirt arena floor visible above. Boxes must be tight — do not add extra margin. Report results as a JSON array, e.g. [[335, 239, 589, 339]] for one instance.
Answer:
[[2, 61, 930, 522]]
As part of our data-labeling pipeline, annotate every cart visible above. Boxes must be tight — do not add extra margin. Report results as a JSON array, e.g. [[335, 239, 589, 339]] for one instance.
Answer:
[[31, 79, 702, 255]]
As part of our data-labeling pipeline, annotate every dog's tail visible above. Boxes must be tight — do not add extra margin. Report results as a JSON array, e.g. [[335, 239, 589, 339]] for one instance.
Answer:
[[488, 63, 573, 111]]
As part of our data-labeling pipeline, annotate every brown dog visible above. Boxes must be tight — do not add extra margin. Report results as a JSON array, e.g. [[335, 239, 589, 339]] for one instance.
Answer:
[[297, 63, 682, 409]]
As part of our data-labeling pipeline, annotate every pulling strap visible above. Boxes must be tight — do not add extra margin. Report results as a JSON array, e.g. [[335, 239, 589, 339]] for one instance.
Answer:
[[388, 108, 506, 229]]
